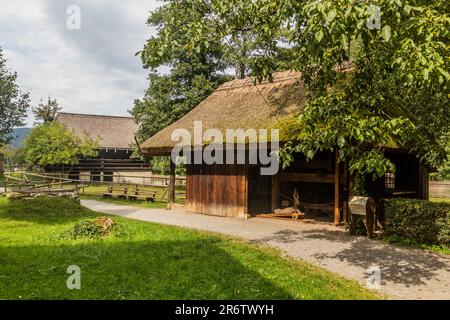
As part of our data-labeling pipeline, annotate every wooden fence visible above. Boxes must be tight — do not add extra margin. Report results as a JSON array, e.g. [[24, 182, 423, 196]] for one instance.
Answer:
[[429, 181, 450, 198], [1, 171, 186, 203]]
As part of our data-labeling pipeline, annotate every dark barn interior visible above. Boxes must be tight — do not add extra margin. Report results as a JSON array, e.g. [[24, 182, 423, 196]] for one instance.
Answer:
[[184, 150, 429, 224]]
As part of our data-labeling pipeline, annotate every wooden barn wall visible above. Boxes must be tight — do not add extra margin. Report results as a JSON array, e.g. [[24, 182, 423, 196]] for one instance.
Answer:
[[185, 164, 247, 218]]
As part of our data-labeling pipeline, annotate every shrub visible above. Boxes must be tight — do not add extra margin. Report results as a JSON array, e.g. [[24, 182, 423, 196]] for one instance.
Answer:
[[64, 216, 116, 239], [384, 198, 450, 245]]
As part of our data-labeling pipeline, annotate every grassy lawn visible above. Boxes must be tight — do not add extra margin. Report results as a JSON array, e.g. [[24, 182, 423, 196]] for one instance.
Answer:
[[431, 197, 450, 203], [0, 196, 379, 300]]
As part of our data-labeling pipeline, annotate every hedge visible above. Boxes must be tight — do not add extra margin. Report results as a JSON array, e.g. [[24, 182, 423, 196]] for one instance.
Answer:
[[384, 198, 450, 245]]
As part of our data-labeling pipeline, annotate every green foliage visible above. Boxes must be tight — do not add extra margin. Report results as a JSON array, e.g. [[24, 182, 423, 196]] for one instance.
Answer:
[[384, 198, 450, 245], [158, 1, 450, 178], [434, 142, 450, 180], [132, 1, 291, 142], [4, 146, 27, 167], [132, 2, 231, 142], [32, 96, 62, 124], [353, 173, 368, 196], [132, 72, 219, 141], [23, 123, 99, 167], [436, 162, 450, 180], [150, 156, 186, 176], [0, 48, 30, 176], [0, 48, 30, 146], [62, 216, 117, 239]]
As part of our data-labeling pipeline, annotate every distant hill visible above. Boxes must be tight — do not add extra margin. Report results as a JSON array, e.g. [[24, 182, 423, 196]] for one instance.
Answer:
[[8, 127, 31, 147]]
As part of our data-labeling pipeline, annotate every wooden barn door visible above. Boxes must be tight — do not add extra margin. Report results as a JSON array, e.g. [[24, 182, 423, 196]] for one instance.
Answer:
[[185, 164, 247, 218]]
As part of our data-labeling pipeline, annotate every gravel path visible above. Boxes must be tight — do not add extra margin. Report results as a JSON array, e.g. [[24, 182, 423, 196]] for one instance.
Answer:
[[82, 199, 450, 300]]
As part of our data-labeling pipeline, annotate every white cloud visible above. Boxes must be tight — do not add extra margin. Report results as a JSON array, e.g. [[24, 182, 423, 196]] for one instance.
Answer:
[[0, 0, 161, 125]]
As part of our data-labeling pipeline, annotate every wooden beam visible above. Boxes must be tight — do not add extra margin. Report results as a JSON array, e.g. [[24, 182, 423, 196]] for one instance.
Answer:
[[167, 160, 176, 210], [278, 172, 345, 184], [334, 149, 340, 225]]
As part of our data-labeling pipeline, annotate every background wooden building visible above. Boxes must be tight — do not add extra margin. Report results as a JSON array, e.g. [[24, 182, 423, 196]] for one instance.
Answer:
[[141, 72, 429, 222], [54, 112, 149, 181]]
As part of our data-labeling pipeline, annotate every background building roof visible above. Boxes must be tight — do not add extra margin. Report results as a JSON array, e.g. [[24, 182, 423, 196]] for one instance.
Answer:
[[55, 112, 137, 149]]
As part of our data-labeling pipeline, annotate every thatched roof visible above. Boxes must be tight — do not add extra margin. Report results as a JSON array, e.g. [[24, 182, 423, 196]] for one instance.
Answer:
[[55, 113, 137, 149], [141, 71, 305, 155]]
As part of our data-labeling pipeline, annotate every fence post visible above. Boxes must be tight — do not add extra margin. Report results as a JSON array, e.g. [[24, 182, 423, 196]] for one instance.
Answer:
[[167, 161, 176, 210]]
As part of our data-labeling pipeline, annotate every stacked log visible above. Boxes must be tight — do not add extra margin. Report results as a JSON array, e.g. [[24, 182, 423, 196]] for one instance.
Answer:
[[6, 188, 79, 201]]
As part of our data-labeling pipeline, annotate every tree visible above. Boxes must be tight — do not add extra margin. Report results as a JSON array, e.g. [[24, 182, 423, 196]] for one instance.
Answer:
[[435, 142, 450, 180], [4, 146, 27, 168], [133, 1, 295, 172], [149, 0, 450, 178], [0, 48, 30, 177], [133, 2, 228, 141], [32, 97, 62, 124], [132, 0, 291, 140], [23, 123, 99, 168], [132, 1, 231, 172]]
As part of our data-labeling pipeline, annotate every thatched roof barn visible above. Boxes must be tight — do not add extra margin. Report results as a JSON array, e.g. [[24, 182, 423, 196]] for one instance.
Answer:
[[52, 112, 149, 180], [55, 112, 138, 150], [141, 71, 429, 222], [141, 71, 304, 155]]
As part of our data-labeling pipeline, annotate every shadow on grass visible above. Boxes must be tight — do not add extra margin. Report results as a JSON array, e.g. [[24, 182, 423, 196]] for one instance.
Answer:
[[80, 195, 169, 209], [0, 238, 293, 300], [0, 197, 98, 225]]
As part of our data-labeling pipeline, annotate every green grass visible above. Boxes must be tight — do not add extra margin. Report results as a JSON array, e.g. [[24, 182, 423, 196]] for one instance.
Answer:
[[383, 235, 450, 255], [0, 196, 379, 300], [430, 197, 450, 203]]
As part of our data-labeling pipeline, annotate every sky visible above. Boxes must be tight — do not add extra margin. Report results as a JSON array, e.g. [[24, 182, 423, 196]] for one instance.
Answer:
[[0, 0, 162, 125]]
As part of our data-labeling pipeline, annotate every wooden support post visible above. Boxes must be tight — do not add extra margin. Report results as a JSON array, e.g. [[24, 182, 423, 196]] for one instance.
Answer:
[[167, 160, 176, 210], [334, 149, 340, 225], [271, 174, 279, 212], [343, 201, 348, 223], [0, 152, 4, 178], [343, 159, 349, 223], [348, 173, 356, 234]]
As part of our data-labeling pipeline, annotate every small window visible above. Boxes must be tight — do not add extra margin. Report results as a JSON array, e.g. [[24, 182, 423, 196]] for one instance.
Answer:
[[385, 172, 395, 190]]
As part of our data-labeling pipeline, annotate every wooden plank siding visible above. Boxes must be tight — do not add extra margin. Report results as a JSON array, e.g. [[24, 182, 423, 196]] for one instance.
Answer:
[[185, 164, 247, 218]]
